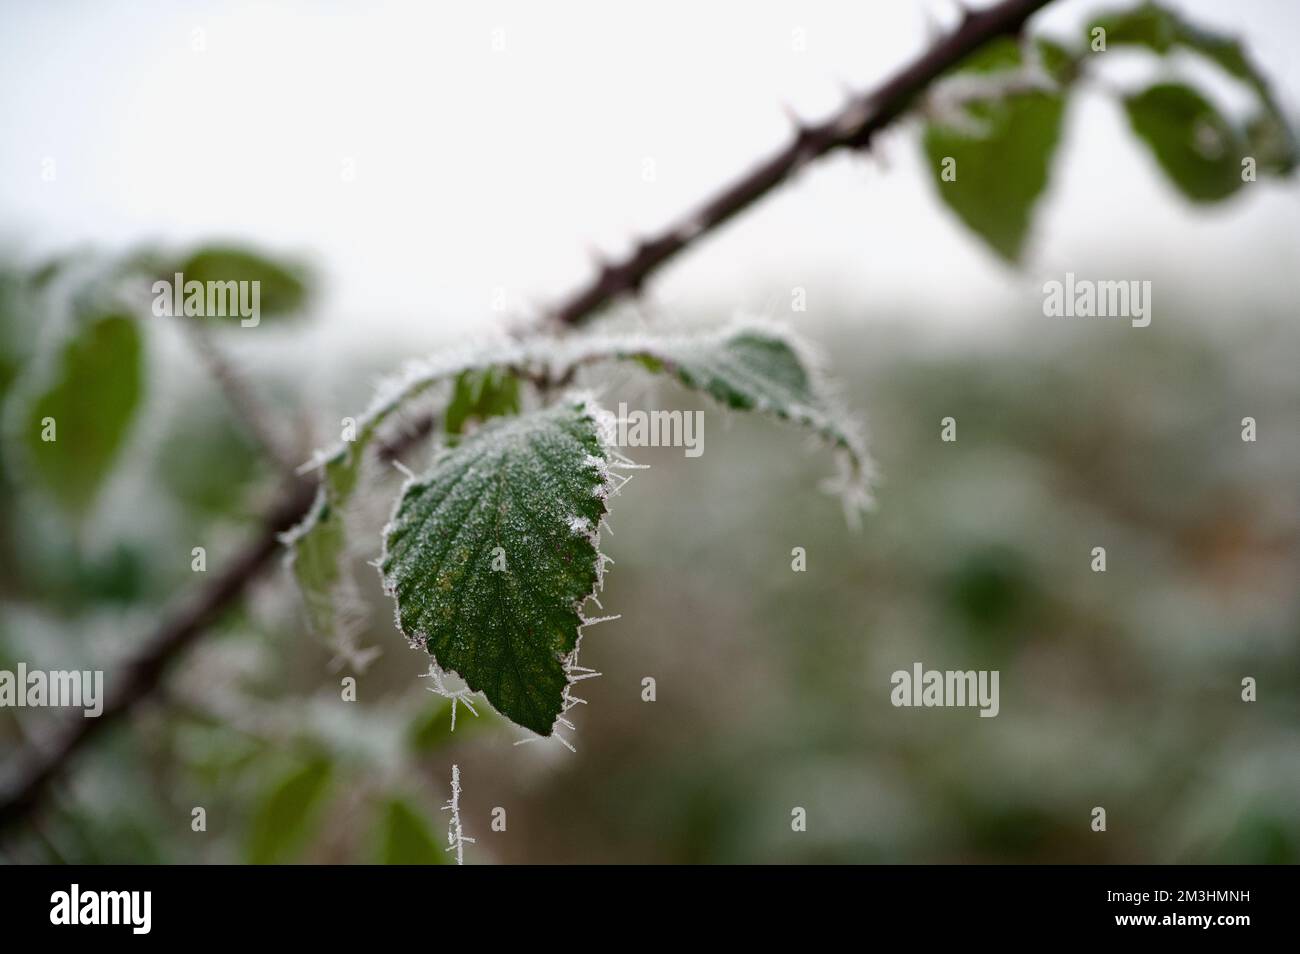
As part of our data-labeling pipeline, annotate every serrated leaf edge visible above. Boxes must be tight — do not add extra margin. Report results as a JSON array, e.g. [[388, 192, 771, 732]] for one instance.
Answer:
[[374, 391, 632, 741]]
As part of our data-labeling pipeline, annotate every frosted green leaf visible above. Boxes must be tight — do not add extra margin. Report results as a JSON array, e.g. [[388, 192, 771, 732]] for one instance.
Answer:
[[444, 366, 522, 438], [16, 313, 143, 518], [612, 322, 863, 455], [571, 320, 873, 521], [291, 321, 871, 641], [922, 39, 1070, 263], [380, 396, 615, 736], [288, 489, 351, 642], [285, 342, 534, 644]]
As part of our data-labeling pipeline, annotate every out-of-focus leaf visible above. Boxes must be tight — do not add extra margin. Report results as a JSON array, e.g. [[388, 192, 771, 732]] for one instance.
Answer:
[[156, 403, 263, 518], [376, 798, 447, 865], [1091, 2, 1260, 95], [0, 267, 34, 406], [922, 40, 1069, 263], [168, 245, 309, 322], [16, 313, 143, 518], [245, 757, 333, 864], [1124, 83, 1244, 202], [445, 366, 522, 438], [1244, 112, 1298, 177], [381, 397, 613, 735], [408, 699, 458, 752], [1090, 2, 1297, 175], [407, 697, 498, 752], [289, 498, 351, 643]]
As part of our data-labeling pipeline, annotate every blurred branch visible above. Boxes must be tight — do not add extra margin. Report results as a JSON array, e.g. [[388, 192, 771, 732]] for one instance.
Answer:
[[0, 479, 314, 834], [0, 419, 435, 836], [0, 0, 1056, 836], [178, 319, 299, 474]]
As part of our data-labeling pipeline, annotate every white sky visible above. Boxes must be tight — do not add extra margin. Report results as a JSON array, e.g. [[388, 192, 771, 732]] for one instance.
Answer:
[[2, 0, 1298, 356]]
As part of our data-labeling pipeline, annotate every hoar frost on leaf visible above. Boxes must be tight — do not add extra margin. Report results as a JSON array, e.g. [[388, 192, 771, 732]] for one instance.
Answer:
[[283, 336, 553, 655], [379, 394, 634, 737], [554, 317, 876, 525], [287, 318, 871, 682]]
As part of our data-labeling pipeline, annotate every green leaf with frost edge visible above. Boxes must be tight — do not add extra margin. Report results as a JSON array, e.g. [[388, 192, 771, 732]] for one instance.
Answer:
[[287, 321, 871, 645], [605, 323, 867, 474], [284, 343, 536, 645], [444, 366, 522, 438], [379, 396, 616, 736]]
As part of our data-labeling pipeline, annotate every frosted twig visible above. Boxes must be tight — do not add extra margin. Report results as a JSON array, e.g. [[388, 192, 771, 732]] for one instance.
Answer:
[[441, 764, 475, 865]]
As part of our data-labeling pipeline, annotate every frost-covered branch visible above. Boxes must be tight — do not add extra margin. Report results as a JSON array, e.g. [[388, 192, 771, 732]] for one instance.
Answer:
[[0, 0, 1058, 836], [442, 764, 475, 865]]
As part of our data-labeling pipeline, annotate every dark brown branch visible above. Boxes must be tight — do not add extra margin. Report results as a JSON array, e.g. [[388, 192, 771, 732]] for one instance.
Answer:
[[0, 0, 1056, 837], [0, 478, 315, 833], [549, 0, 1053, 326], [0, 424, 434, 835]]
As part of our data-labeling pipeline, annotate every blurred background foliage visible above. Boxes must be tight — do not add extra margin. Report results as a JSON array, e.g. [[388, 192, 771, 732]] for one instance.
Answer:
[[0, 240, 1296, 863]]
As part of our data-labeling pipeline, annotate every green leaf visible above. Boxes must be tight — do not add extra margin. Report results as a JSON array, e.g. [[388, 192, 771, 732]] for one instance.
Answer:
[[246, 757, 333, 864], [1089, 2, 1179, 53], [444, 366, 522, 437], [407, 697, 497, 752], [287, 492, 352, 642], [0, 266, 35, 407], [1091, 3, 1262, 95], [287, 343, 535, 645], [291, 322, 871, 645], [376, 798, 447, 865], [1123, 83, 1244, 202], [1090, 3, 1297, 176], [16, 313, 143, 518], [156, 401, 263, 518], [1245, 112, 1297, 177], [166, 245, 309, 322], [380, 397, 614, 735], [922, 40, 1069, 262], [606, 322, 867, 473]]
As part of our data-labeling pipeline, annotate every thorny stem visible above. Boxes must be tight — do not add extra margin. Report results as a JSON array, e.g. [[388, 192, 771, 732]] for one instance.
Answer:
[[545, 0, 1053, 327], [0, 0, 1057, 837]]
